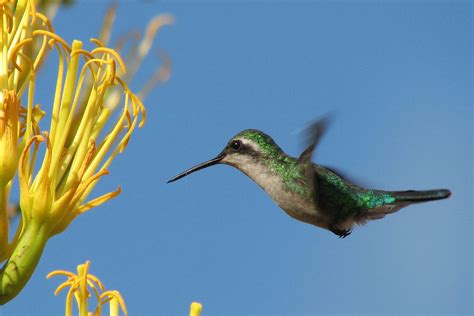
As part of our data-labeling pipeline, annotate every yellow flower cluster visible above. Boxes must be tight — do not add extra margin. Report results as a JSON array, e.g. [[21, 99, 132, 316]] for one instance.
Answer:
[[48, 261, 128, 316], [0, 0, 171, 304], [49, 261, 203, 316]]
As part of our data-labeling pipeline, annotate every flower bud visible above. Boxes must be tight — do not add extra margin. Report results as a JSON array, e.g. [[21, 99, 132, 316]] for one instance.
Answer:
[[0, 90, 19, 185]]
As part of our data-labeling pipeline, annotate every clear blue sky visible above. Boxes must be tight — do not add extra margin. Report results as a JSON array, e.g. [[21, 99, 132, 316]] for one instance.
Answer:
[[2, 1, 472, 315]]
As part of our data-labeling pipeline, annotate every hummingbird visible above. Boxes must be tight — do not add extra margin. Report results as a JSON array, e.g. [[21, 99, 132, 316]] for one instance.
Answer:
[[167, 117, 451, 238]]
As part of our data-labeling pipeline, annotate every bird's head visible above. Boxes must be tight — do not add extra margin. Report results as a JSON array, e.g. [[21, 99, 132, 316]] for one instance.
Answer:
[[167, 129, 284, 183]]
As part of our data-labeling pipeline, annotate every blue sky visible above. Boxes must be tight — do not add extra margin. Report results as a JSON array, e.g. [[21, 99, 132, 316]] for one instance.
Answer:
[[1, 1, 472, 315]]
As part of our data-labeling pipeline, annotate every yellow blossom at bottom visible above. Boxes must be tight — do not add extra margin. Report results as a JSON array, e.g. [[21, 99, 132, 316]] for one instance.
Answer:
[[49, 261, 204, 316], [48, 260, 127, 316]]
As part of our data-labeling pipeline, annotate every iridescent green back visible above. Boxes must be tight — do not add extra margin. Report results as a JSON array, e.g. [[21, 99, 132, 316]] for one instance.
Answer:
[[316, 167, 396, 218]]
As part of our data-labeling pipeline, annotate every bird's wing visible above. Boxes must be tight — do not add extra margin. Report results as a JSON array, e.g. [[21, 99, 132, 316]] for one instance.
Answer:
[[298, 116, 332, 205], [298, 115, 331, 164], [319, 165, 367, 188]]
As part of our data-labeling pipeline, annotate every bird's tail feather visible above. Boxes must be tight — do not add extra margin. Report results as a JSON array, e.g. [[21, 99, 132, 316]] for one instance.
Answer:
[[363, 189, 451, 222], [391, 189, 451, 203]]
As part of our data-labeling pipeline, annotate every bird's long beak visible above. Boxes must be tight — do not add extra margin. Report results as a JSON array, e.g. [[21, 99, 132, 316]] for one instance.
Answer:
[[167, 153, 225, 183]]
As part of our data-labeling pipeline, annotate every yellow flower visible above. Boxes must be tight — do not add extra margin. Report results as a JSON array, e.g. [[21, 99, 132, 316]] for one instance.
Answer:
[[16, 37, 143, 235], [49, 262, 203, 316], [0, 90, 19, 185], [0, 0, 51, 256], [48, 260, 128, 316], [0, 90, 19, 261], [0, 0, 170, 304]]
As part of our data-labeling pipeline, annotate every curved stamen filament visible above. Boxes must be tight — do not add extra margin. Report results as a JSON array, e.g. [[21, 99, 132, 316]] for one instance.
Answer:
[[91, 47, 126, 74], [32, 30, 71, 52]]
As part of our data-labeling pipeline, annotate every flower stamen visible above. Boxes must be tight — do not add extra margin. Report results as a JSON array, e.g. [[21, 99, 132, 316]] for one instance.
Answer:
[[49, 261, 128, 316]]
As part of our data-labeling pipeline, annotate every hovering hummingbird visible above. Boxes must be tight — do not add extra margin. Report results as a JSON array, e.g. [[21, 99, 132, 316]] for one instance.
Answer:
[[167, 118, 451, 238]]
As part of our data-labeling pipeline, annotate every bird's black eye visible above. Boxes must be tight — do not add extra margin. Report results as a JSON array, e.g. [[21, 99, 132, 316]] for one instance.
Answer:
[[231, 140, 242, 150]]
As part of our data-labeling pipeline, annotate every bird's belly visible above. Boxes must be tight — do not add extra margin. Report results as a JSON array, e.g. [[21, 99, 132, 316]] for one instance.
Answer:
[[272, 190, 328, 229], [245, 168, 328, 229]]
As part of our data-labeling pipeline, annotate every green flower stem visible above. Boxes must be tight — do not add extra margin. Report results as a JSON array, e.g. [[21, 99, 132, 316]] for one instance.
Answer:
[[0, 222, 49, 305]]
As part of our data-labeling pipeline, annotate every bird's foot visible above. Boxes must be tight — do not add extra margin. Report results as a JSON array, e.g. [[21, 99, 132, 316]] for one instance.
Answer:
[[329, 226, 352, 238]]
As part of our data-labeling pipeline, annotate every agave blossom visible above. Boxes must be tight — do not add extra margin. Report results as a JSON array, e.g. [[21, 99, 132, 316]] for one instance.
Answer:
[[48, 261, 128, 316], [49, 261, 203, 316], [0, 0, 171, 304]]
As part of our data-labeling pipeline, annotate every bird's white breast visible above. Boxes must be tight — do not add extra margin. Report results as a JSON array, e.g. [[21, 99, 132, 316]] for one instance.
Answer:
[[224, 155, 324, 227]]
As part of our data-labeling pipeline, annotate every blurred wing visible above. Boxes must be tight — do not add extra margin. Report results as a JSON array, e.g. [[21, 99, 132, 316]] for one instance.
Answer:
[[298, 115, 332, 205], [298, 115, 332, 164]]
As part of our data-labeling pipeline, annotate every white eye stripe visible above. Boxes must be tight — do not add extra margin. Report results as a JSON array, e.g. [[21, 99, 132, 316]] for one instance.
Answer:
[[239, 138, 260, 152]]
